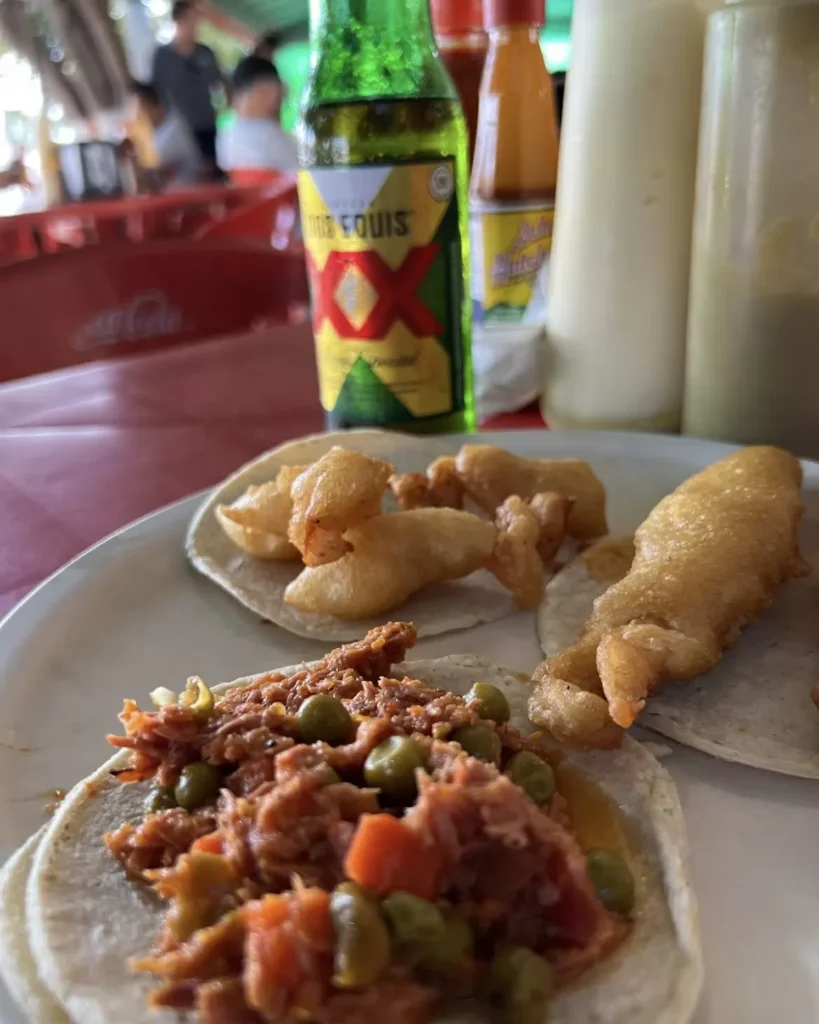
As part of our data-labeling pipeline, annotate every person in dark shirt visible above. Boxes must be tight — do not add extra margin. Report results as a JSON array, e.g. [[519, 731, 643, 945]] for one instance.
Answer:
[[251, 31, 281, 63], [151, 1, 228, 171]]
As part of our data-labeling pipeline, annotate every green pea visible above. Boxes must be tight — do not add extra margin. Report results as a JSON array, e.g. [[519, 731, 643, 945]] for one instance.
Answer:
[[363, 735, 426, 803], [381, 891, 447, 964], [451, 724, 502, 766], [489, 946, 554, 1024], [144, 783, 177, 814], [504, 751, 556, 806], [297, 694, 354, 745], [422, 916, 474, 974], [586, 848, 635, 915], [174, 762, 224, 811], [330, 882, 391, 989], [466, 681, 510, 724]]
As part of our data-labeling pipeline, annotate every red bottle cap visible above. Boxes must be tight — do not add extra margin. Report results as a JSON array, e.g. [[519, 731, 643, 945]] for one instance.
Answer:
[[484, 0, 546, 29], [430, 0, 485, 36]]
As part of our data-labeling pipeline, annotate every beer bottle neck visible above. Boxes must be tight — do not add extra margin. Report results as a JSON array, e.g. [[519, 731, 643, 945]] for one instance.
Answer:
[[309, 0, 435, 39], [306, 0, 455, 104]]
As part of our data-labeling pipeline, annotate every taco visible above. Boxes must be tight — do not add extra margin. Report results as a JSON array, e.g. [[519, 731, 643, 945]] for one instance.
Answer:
[[3, 623, 701, 1024], [538, 534, 819, 778], [186, 431, 522, 642]]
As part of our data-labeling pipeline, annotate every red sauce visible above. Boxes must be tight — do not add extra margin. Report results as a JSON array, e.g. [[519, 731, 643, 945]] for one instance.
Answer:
[[439, 40, 488, 164]]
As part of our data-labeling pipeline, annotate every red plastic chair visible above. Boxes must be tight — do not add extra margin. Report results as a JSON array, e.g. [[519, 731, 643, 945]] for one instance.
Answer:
[[0, 236, 309, 381], [196, 179, 300, 250], [229, 169, 287, 188]]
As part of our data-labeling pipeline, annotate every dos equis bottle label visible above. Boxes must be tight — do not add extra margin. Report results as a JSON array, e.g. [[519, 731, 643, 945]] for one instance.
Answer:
[[299, 160, 467, 429]]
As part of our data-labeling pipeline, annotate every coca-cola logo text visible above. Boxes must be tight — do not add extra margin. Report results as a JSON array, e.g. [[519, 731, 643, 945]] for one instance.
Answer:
[[72, 290, 185, 351]]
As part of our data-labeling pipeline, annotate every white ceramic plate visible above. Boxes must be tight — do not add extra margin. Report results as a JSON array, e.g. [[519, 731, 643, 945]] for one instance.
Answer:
[[0, 430, 817, 1024]]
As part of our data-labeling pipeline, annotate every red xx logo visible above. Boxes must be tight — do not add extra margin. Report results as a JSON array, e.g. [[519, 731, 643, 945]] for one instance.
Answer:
[[306, 246, 442, 339]]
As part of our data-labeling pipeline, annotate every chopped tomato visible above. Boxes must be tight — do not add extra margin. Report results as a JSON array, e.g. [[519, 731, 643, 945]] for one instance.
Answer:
[[344, 813, 443, 900], [291, 888, 334, 952]]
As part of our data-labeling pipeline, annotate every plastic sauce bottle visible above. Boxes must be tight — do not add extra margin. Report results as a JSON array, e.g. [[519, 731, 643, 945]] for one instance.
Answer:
[[430, 0, 488, 163], [683, 0, 819, 457], [470, 0, 559, 332], [544, 0, 713, 432]]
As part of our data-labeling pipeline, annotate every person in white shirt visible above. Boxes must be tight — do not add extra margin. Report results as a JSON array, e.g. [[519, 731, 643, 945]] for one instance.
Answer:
[[131, 81, 205, 190], [217, 56, 298, 174]]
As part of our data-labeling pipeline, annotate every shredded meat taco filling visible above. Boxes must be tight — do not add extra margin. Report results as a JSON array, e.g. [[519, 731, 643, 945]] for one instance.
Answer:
[[104, 623, 631, 1024]]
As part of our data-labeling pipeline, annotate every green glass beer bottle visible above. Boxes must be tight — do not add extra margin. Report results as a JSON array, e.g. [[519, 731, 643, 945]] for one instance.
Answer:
[[297, 0, 475, 434]]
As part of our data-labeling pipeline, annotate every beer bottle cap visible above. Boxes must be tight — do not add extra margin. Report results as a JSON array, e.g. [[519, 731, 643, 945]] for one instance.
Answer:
[[484, 0, 546, 29], [430, 0, 485, 36]]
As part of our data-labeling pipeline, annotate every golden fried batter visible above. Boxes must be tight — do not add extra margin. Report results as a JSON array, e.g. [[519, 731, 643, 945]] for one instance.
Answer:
[[488, 494, 571, 610], [455, 445, 607, 540], [284, 508, 497, 618], [215, 465, 306, 560], [288, 447, 393, 567], [530, 446, 807, 749], [389, 456, 464, 510]]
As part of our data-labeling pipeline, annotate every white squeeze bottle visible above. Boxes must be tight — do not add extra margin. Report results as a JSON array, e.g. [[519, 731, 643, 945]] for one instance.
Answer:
[[543, 0, 715, 432]]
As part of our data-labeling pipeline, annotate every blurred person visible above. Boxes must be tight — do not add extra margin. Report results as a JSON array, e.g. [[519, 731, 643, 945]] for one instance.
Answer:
[[251, 31, 281, 62], [130, 82, 204, 189], [217, 56, 298, 173], [151, 1, 228, 171], [0, 159, 28, 190]]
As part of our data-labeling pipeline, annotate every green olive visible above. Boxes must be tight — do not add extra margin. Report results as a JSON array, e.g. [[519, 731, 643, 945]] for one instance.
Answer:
[[466, 681, 511, 724], [363, 735, 426, 803], [174, 762, 224, 811], [297, 694, 354, 745], [489, 946, 554, 1024], [330, 882, 391, 988], [504, 751, 556, 806], [421, 916, 474, 974], [144, 783, 177, 814], [586, 848, 635, 915], [381, 891, 447, 964], [451, 725, 502, 766]]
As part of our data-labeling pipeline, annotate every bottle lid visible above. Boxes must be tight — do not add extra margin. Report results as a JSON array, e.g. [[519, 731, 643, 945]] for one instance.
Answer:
[[484, 0, 546, 29], [430, 0, 485, 36]]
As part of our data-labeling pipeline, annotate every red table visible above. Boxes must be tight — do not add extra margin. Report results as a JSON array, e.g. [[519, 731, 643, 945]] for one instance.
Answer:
[[0, 325, 542, 618]]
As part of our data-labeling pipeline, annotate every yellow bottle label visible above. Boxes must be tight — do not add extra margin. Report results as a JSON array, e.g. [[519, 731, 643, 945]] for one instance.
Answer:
[[470, 203, 554, 325], [298, 161, 466, 426]]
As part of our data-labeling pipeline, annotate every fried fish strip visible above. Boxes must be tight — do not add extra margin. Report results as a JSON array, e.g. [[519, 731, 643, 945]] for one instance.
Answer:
[[215, 465, 305, 560], [284, 508, 498, 619], [529, 446, 807, 749], [488, 494, 572, 610], [389, 457, 464, 510], [455, 445, 607, 540], [285, 491, 570, 619], [288, 447, 394, 567]]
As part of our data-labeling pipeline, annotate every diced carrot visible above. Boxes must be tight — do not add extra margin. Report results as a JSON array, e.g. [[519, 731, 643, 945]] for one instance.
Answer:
[[344, 813, 443, 900], [243, 894, 290, 931], [190, 832, 224, 855]]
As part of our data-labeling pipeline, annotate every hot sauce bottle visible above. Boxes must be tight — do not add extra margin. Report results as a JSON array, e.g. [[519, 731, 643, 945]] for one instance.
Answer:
[[430, 0, 488, 164], [470, 0, 559, 330]]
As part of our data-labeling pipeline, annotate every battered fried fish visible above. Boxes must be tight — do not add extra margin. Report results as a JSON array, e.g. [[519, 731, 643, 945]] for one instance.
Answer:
[[529, 446, 807, 749], [389, 456, 464, 510], [489, 494, 573, 610], [455, 445, 607, 540], [288, 447, 394, 567], [284, 508, 497, 619], [215, 465, 305, 560], [284, 495, 570, 619]]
